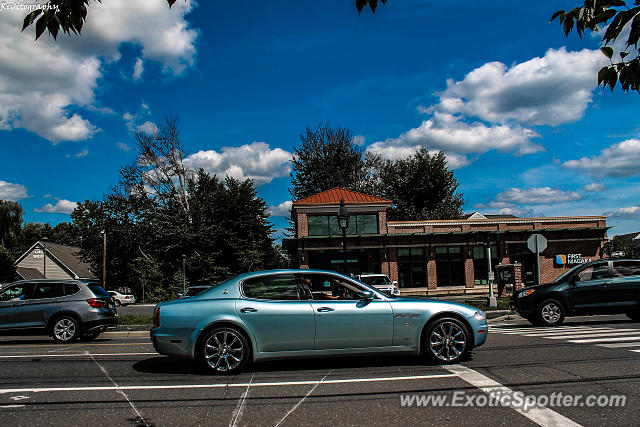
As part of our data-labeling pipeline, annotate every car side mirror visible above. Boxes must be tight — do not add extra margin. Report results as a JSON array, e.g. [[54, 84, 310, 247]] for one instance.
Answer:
[[571, 276, 581, 284], [356, 290, 374, 300]]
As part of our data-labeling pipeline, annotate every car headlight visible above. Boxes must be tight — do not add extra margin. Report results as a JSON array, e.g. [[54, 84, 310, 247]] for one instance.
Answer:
[[473, 311, 486, 321], [518, 289, 535, 299]]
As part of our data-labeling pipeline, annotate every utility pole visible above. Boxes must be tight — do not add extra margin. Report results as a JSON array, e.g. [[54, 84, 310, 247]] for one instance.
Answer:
[[41, 237, 48, 278], [101, 230, 106, 289], [487, 244, 496, 308]]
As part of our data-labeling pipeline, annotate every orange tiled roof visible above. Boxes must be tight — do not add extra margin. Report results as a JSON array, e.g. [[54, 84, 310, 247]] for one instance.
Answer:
[[292, 187, 392, 205]]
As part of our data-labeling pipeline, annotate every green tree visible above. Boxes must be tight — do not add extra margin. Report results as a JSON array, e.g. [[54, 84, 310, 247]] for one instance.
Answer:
[[552, 1, 640, 92], [290, 122, 383, 201], [380, 148, 464, 220], [0, 200, 23, 249], [22, 0, 387, 41]]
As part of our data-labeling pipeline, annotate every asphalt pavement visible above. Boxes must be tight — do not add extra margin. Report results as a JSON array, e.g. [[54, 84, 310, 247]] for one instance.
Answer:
[[0, 315, 638, 426]]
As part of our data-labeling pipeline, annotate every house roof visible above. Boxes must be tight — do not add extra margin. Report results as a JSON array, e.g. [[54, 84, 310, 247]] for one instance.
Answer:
[[13, 241, 97, 280], [15, 267, 45, 280], [292, 187, 392, 206]]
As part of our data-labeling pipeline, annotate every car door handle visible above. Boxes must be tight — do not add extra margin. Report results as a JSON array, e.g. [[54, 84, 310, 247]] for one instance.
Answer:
[[240, 307, 258, 313], [317, 307, 335, 312]]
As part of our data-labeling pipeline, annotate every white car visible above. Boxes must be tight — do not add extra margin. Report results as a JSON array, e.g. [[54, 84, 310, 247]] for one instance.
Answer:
[[108, 290, 136, 307], [355, 273, 401, 296]]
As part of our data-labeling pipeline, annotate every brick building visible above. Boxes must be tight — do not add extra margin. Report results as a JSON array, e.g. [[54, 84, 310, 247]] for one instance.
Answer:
[[283, 188, 609, 294]]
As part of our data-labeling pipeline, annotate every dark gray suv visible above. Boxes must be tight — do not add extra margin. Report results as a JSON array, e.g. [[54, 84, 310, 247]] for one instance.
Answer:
[[0, 280, 118, 342]]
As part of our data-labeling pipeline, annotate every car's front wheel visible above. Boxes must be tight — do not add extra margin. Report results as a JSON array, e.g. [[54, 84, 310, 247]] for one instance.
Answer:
[[537, 299, 565, 326], [199, 327, 250, 374], [51, 316, 80, 343], [423, 317, 470, 364]]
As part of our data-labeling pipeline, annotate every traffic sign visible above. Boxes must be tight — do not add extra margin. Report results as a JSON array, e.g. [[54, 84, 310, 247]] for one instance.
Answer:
[[527, 234, 547, 254]]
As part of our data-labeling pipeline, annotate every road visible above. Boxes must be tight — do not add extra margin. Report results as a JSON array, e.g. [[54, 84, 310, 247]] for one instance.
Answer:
[[0, 315, 638, 426]]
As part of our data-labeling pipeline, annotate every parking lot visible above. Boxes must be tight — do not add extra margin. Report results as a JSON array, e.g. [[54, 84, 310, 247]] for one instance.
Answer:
[[1, 315, 638, 426]]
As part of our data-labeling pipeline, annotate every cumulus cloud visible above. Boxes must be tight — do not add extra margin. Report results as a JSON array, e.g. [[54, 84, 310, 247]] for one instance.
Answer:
[[606, 206, 640, 219], [497, 206, 535, 217], [0, 180, 29, 200], [584, 183, 605, 192], [268, 201, 292, 217], [562, 139, 640, 178], [0, 1, 197, 143], [367, 143, 472, 169], [367, 112, 542, 166], [66, 149, 89, 158], [184, 142, 292, 186], [132, 58, 144, 81], [137, 121, 158, 134], [494, 187, 582, 205], [34, 199, 77, 214], [116, 141, 131, 151], [435, 48, 605, 126]]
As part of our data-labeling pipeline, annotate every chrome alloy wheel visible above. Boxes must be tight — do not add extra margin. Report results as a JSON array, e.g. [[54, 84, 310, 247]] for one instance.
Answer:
[[53, 318, 77, 342], [429, 321, 467, 362], [541, 302, 562, 324], [203, 330, 245, 372]]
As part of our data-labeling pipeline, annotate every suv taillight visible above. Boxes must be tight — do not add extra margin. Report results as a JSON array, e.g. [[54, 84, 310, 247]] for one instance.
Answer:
[[87, 298, 106, 308], [153, 306, 160, 328]]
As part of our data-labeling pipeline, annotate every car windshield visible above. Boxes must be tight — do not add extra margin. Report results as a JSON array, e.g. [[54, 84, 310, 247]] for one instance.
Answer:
[[553, 265, 583, 282], [360, 276, 392, 287]]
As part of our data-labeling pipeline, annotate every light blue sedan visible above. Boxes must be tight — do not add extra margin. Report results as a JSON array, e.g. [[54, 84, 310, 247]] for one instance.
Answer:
[[150, 270, 488, 373]]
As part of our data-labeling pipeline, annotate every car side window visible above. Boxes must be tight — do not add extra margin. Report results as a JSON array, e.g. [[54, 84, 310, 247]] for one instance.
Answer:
[[29, 283, 64, 299], [242, 274, 301, 300], [0, 283, 35, 302], [303, 274, 365, 301], [64, 283, 80, 296], [613, 261, 640, 277], [578, 263, 610, 281]]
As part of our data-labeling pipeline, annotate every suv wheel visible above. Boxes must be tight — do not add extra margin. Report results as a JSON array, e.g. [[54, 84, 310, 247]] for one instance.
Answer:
[[537, 299, 565, 326], [199, 327, 250, 374], [423, 317, 470, 364], [52, 316, 80, 343]]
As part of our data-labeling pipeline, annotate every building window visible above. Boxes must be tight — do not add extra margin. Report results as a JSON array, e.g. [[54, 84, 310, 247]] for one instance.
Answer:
[[397, 247, 423, 257], [473, 245, 498, 285], [308, 214, 378, 236], [435, 246, 464, 286]]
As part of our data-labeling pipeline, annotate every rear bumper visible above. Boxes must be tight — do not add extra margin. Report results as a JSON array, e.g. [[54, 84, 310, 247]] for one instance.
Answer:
[[83, 317, 118, 334], [150, 328, 194, 359]]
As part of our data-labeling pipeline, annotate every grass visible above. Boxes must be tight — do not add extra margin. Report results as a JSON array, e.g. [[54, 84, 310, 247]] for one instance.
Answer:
[[463, 298, 512, 311], [118, 314, 152, 325]]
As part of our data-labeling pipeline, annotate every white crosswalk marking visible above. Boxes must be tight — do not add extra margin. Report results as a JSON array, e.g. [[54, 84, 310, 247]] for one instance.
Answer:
[[490, 323, 640, 355]]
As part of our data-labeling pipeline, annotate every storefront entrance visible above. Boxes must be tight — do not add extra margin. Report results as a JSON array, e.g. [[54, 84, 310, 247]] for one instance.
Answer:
[[435, 246, 465, 286]]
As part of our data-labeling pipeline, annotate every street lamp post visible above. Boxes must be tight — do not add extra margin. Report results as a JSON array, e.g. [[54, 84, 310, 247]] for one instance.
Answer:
[[100, 230, 107, 290], [41, 237, 48, 278], [182, 254, 186, 294], [337, 198, 349, 275]]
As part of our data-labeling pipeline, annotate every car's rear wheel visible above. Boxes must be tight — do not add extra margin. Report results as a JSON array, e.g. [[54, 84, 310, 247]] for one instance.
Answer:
[[51, 316, 80, 343], [199, 327, 250, 374], [423, 317, 470, 364], [114, 299, 121, 307], [537, 299, 565, 326]]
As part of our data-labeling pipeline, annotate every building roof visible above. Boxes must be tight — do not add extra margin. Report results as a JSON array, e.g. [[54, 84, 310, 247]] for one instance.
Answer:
[[13, 241, 97, 280], [465, 212, 518, 220], [15, 267, 45, 280], [292, 187, 392, 206]]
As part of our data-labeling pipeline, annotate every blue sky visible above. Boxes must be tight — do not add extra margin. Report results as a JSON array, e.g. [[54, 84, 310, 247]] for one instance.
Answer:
[[1, 0, 639, 238]]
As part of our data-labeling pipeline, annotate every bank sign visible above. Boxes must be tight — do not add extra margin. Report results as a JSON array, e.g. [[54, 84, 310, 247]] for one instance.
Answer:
[[555, 254, 591, 265]]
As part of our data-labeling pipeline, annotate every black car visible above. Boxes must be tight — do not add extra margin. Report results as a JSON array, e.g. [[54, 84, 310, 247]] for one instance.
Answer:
[[512, 259, 640, 326]]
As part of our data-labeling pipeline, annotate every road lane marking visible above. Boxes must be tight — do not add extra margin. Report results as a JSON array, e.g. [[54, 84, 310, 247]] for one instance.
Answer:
[[0, 342, 151, 349], [491, 327, 615, 335], [0, 405, 25, 409], [0, 373, 457, 394], [542, 330, 640, 340], [88, 352, 150, 427], [569, 336, 640, 343], [446, 365, 581, 427], [229, 373, 254, 427], [598, 342, 640, 348], [517, 328, 619, 336], [274, 369, 333, 427], [0, 352, 157, 358]]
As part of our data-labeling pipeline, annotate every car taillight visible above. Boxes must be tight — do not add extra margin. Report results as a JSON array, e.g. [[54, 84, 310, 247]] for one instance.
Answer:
[[87, 298, 107, 308], [153, 306, 160, 328]]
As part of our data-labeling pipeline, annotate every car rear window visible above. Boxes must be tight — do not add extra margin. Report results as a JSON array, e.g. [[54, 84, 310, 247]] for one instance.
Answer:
[[65, 283, 80, 296], [87, 284, 111, 298]]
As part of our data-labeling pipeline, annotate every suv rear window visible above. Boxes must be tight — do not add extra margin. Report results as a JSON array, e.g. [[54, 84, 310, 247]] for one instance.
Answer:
[[87, 284, 111, 298], [64, 283, 80, 296]]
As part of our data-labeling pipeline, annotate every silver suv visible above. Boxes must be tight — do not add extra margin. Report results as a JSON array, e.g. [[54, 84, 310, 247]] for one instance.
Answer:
[[0, 280, 118, 342]]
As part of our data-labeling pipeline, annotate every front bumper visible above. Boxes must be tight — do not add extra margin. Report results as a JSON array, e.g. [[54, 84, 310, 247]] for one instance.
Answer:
[[511, 296, 536, 316]]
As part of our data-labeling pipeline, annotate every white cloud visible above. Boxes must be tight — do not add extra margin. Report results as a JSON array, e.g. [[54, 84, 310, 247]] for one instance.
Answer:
[[133, 58, 144, 81], [116, 141, 132, 151], [0, 180, 29, 200], [494, 187, 582, 205], [366, 143, 472, 169], [606, 206, 640, 219], [34, 199, 77, 214], [584, 183, 605, 192], [137, 121, 157, 134], [498, 206, 535, 217], [66, 148, 89, 158], [435, 48, 605, 126], [0, 1, 197, 143], [562, 139, 640, 178], [268, 201, 292, 217], [184, 142, 292, 186], [353, 135, 366, 146]]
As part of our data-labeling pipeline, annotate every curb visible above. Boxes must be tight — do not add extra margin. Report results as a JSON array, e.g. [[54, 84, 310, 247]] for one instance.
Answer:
[[103, 330, 150, 337], [488, 313, 523, 323]]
